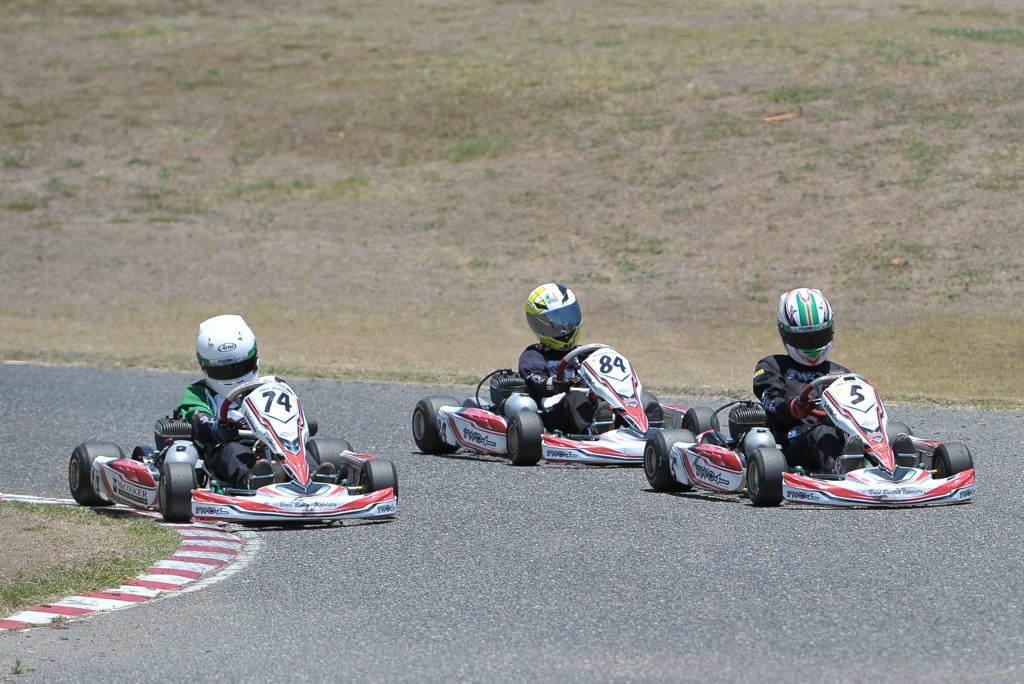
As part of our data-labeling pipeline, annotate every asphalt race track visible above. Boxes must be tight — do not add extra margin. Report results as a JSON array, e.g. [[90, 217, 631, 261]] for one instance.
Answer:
[[0, 363, 1021, 682]]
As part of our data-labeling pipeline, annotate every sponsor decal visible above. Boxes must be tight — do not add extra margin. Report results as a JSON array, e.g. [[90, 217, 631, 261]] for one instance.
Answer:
[[461, 427, 497, 448], [194, 505, 231, 516], [375, 501, 397, 515], [753, 368, 765, 377], [277, 500, 345, 511], [787, 489, 820, 502], [545, 448, 579, 460], [957, 486, 976, 500], [114, 480, 150, 505], [865, 487, 927, 498], [785, 369, 826, 383], [694, 462, 729, 487], [217, 342, 237, 352], [625, 398, 640, 408]]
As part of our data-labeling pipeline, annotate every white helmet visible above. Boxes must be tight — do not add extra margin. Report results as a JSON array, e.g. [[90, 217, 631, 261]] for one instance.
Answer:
[[195, 315, 259, 395], [777, 288, 834, 366]]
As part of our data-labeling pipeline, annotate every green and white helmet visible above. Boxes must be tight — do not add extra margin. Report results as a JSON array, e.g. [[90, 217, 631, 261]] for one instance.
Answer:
[[525, 283, 582, 351], [777, 288, 834, 366], [195, 314, 259, 395]]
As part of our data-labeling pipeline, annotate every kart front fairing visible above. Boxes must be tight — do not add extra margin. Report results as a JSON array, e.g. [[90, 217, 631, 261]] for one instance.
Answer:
[[783, 466, 976, 507], [191, 477, 397, 522]]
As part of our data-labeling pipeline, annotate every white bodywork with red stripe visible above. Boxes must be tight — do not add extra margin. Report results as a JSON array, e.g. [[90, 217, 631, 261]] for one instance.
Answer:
[[781, 374, 976, 506], [432, 345, 686, 465]]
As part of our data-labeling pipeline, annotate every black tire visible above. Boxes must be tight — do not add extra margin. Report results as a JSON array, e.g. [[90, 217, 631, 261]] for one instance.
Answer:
[[644, 429, 695, 492], [747, 447, 786, 507], [361, 459, 399, 496], [307, 437, 354, 473], [683, 406, 716, 435], [68, 442, 120, 507], [507, 411, 544, 466], [934, 442, 974, 478], [412, 396, 460, 454], [642, 391, 664, 428], [159, 461, 195, 523]]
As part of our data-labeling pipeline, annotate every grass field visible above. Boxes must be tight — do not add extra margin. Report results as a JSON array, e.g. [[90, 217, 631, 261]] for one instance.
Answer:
[[2, 0, 1022, 405]]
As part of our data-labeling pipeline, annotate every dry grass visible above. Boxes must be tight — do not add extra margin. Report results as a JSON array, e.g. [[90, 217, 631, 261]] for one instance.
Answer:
[[0, 502, 179, 616], [1, 0, 1022, 405]]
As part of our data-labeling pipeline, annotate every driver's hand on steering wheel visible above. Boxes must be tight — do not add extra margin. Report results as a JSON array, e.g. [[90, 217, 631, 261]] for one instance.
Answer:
[[545, 376, 571, 393], [789, 397, 813, 420]]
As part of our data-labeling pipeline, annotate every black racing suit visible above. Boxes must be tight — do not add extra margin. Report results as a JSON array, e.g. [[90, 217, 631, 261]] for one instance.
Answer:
[[518, 343, 596, 435], [752, 354, 851, 472]]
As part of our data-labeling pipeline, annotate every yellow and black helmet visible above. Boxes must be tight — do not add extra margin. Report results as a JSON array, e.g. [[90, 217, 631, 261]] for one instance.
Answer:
[[525, 283, 582, 351]]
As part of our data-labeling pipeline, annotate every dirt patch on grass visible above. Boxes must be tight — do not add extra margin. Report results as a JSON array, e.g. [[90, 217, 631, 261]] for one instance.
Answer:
[[1, 0, 1021, 402]]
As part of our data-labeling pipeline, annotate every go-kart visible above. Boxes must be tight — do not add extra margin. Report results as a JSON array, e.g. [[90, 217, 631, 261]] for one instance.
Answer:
[[644, 373, 976, 507], [68, 377, 398, 523], [412, 344, 689, 466]]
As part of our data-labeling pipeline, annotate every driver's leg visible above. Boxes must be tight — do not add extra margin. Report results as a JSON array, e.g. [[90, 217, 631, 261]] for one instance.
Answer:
[[208, 441, 256, 488], [791, 425, 844, 472]]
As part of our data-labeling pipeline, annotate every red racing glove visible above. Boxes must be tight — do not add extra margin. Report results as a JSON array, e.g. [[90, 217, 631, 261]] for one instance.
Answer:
[[789, 397, 812, 420]]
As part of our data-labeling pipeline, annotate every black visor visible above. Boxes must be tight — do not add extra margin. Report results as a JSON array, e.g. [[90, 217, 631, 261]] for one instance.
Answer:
[[203, 355, 258, 381], [780, 324, 834, 351]]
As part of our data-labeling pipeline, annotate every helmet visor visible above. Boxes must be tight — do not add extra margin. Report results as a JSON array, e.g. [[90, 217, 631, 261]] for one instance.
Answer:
[[203, 355, 258, 381], [780, 325, 833, 351], [530, 302, 582, 342]]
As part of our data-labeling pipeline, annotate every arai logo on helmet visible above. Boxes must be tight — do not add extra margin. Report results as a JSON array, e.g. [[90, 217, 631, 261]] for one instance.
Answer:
[[217, 342, 237, 353]]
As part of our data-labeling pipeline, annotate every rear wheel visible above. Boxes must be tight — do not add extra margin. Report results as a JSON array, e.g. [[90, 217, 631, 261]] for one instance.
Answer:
[[644, 429, 695, 492], [507, 411, 543, 466], [159, 461, 195, 523], [683, 407, 716, 435], [68, 442, 120, 507], [747, 447, 786, 507], [642, 391, 664, 427], [307, 437, 354, 473], [361, 459, 399, 496], [412, 396, 460, 454], [934, 442, 973, 478], [886, 420, 915, 462]]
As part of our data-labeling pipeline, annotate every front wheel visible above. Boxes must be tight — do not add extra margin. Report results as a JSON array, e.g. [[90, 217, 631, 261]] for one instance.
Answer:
[[69, 442, 120, 507], [361, 459, 399, 496], [159, 461, 195, 523], [644, 429, 695, 492], [934, 442, 973, 478], [507, 411, 543, 466], [412, 396, 460, 454], [747, 447, 785, 507]]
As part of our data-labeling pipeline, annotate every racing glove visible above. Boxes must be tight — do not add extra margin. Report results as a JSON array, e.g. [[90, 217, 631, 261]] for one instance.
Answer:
[[789, 397, 812, 420], [545, 376, 570, 394], [192, 412, 238, 445]]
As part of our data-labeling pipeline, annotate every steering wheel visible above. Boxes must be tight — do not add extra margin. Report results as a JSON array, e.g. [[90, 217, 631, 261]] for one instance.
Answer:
[[797, 374, 847, 419], [218, 377, 272, 424], [553, 343, 606, 383]]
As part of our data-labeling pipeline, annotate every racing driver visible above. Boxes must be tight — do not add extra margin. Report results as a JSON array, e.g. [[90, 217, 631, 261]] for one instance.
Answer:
[[753, 288, 851, 473], [517, 282, 602, 435], [174, 314, 333, 489]]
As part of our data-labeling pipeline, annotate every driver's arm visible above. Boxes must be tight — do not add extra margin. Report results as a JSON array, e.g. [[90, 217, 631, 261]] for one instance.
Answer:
[[753, 358, 805, 426], [518, 348, 563, 399]]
